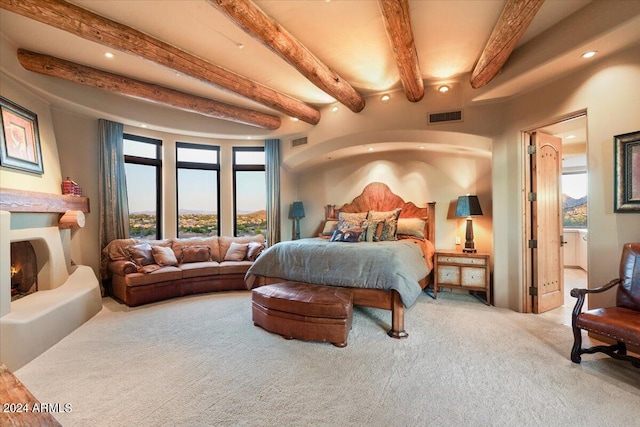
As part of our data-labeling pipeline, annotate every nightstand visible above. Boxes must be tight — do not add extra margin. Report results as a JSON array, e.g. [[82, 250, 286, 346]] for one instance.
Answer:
[[433, 251, 490, 305]]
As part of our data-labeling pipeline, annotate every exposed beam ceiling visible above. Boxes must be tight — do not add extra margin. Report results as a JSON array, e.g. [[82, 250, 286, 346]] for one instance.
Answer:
[[470, 0, 545, 89], [379, 0, 424, 102], [208, 0, 365, 113], [16, 49, 281, 129], [0, 0, 320, 125]]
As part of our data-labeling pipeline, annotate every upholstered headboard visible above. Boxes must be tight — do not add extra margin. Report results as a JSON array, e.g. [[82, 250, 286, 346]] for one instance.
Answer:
[[324, 182, 436, 243]]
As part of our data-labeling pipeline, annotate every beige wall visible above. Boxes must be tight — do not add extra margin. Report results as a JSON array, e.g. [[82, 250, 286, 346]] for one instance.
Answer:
[[493, 44, 640, 310]]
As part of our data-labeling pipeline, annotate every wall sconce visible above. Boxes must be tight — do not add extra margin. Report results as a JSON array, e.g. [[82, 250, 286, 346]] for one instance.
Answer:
[[290, 201, 305, 240], [10, 264, 18, 278], [455, 195, 483, 253], [438, 85, 450, 93]]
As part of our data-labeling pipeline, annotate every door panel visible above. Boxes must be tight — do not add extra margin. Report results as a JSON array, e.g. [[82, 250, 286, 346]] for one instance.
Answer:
[[531, 132, 563, 313]]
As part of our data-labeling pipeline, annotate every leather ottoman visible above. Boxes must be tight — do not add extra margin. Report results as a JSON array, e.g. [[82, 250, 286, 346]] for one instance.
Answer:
[[251, 282, 353, 347]]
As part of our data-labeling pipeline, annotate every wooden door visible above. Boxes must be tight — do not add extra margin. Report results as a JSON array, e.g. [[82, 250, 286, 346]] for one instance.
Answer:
[[530, 132, 563, 313]]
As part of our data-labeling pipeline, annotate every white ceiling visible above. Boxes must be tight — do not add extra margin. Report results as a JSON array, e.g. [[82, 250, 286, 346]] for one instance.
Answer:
[[1, 0, 639, 138]]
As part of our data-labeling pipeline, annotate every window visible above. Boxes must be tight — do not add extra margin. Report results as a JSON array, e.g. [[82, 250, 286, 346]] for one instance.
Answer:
[[176, 142, 220, 237], [124, 134, 162, 240], [233, 147, 266, 236], [562, 172, 587, 228]]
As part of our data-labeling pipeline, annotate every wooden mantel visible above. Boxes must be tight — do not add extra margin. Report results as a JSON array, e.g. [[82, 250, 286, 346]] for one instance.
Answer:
[[0, 188, 90, 213]]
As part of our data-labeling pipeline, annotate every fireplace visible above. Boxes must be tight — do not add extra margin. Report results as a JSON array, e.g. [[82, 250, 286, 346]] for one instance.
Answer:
[[10, 241, 38, 301]]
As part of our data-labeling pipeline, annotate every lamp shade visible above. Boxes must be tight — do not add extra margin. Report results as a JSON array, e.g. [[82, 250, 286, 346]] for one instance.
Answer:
[[455, 195, 483, 217], [290, 201, 305, 219]]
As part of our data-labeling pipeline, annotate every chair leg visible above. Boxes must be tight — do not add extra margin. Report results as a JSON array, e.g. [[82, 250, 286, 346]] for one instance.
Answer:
[[571, 325, 583, 364]]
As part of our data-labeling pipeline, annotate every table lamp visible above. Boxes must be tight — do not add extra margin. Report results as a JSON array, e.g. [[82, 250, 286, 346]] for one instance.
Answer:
[[455, 195, 483, 253], [290, 201, 305, 240]]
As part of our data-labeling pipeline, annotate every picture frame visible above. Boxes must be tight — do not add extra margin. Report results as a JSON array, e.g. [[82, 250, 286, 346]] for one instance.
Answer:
[[614, 130, 640, 212], [0, 96, 44, 174]]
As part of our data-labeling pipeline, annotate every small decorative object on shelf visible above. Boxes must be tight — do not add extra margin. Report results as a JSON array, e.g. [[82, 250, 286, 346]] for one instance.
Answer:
[[61, 177, 82, 196]]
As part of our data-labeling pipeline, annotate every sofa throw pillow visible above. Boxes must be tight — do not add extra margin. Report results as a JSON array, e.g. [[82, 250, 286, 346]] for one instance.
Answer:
[[397, 217, 427, 239], [246, 241, 265, 261], [362, 219, 384, 242], [180, 245, 211, 263], [330, 227, 365, 242], [152, 245, 178, 266], [126, 243, 155, 266], [224, 242, 249, 261]]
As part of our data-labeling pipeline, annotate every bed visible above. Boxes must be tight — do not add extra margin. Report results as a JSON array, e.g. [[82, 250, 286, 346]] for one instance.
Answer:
[[245, 182, 436, 338]]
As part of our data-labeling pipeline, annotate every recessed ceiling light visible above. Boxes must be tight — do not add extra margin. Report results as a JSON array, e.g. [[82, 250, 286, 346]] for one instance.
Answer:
[[246, 136, 252, 139], [582, 51, 597, 59], [438, 85, 450, 93], [419, 146, 425, 149], [566, 135, 576, 139], [331, 105, 339, 113], [367, 147, 374, 152], [140, 124, 147, 128], [104, 52, 114, 59], [291, 117, 299, 122], [381, 94, 390, 103]]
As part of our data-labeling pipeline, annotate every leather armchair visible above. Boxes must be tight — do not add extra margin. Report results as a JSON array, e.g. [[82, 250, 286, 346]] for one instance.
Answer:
[[570, 242, 640, 367]]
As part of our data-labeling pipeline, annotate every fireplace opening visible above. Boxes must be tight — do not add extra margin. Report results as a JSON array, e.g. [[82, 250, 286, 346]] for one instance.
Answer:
[[10, 241, 38, 301]]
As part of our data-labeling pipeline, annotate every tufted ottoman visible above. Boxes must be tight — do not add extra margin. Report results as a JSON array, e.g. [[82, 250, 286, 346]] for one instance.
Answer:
[[251, 282, 353, 347]]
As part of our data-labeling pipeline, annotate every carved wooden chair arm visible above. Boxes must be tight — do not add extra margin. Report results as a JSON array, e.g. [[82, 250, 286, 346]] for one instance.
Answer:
[[570, 278, 622, 316]]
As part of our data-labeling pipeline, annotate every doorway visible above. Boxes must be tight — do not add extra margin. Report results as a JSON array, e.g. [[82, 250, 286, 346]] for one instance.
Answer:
[[523, 113, 588, 318]]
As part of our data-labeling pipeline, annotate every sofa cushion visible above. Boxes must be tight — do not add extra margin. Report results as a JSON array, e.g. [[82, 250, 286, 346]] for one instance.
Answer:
[[152, 245, 179, 266], [224, 242, 249, 261], [218, 235, 265, 261], [172, 237, 220, 262], [104, 238, 139, 261], [180, 245, 211, 263], [124, 266, 183, 287], [179, 261, 221, 279], [219, 260, 253, 275]]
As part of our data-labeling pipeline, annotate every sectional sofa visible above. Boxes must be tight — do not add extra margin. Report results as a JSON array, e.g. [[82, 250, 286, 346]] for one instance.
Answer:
[[102, 235, 265, 306]]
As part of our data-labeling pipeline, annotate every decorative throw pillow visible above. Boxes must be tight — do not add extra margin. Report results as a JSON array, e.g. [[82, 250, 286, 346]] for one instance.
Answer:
[[246, 241, 265, 261], [152, 245, 178, 266], [396, 218, 427, 239], [367, 208, 401, 222], [362, 219, 384, 242], [337, 212, 367, 230], [379, 218, 399, 241], [224, 242, 249, 261], [321, 220, 339, 236], [180, 245, 211, 263], [126, 243, 154, 266], [330, 227, 366, 242]]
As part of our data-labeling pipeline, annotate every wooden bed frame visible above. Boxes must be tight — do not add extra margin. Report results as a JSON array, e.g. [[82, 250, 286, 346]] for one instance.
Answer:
[[254, 182, 436, 339]]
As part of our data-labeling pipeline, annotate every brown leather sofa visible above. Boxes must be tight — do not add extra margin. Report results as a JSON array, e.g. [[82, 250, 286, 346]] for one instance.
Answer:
[[571, 242, 640, 367], [102, 235, 265, 306]]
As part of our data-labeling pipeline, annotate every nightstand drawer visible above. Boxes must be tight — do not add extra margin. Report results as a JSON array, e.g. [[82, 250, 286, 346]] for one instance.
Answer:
[[461, 267, 486, 287], [437, 255, 486, 266], [436, 265, 460, 285]]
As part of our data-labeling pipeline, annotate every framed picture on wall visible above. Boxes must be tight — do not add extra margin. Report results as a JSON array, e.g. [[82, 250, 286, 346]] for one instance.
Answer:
[[614, 130, 640, 212], [0, 96, 44, 174]]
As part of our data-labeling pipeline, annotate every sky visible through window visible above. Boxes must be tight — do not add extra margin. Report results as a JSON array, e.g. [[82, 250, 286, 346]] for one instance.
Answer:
[[562, 173, 587, 199], [126, 145, 265, 214]]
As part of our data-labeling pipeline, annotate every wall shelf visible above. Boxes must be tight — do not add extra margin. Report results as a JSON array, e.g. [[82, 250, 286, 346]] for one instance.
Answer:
[[0, 187, 89, 213]]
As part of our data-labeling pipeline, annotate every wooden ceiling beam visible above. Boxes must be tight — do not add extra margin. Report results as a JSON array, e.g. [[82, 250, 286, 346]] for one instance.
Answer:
[[0, 0, 320, 125], [379, 0, 424, 102], [17, 49, 281, 130], [470, 0, 545, 89], [208, 0, 366, 113]]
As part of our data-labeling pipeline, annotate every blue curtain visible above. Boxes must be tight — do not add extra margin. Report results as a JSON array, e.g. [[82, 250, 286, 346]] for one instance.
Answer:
[[265, 139, 281, 246], [98, 119, 129, 258]]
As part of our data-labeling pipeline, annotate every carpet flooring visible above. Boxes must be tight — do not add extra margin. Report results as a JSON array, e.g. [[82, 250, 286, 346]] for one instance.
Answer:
[[13, 290, 640, 426]]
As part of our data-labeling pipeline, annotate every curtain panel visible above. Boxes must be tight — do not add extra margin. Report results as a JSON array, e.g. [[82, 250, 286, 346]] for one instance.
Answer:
[[265, 139, 281, 246], [98, 119, 129, 282]]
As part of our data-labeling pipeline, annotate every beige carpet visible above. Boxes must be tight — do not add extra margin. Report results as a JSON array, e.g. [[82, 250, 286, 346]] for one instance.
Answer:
[[14, 290, 640, 426]]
